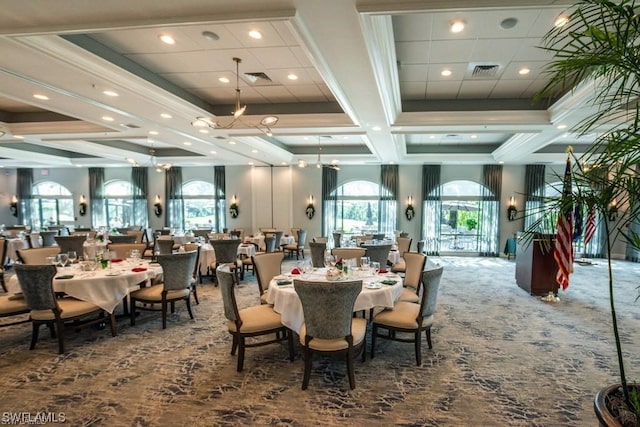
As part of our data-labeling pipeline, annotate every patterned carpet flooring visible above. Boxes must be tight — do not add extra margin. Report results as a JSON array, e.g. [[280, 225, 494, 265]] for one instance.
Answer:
[[1, 256, 639, 426]]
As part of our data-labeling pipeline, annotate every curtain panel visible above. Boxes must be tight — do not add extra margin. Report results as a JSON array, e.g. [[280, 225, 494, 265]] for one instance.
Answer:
[[421, 165, 441, 255], [524, 164, 546, 231], [214, 166, 226, 233], [165, 167, 183, 229], [16, 168, 33, 226], [479, 164, 502, 256], [322, 166, 338, 237], [379, 165, 398, 236], [130, 167, 148, 228], [89, 167, 105, 228]]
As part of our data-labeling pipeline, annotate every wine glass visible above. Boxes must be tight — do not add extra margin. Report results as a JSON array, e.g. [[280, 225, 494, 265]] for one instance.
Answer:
[[324, 254, 336, 269], [67, 251, 77, 265], [56, 253, 69, 269], [371, 261, 381, 276], [360, 256, 371, 273]]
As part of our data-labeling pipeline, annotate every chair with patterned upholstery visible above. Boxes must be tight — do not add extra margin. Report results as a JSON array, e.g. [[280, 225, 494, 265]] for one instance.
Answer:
[[126, 230, 145, 244], [54, 235, 87, 258], [156, 239, 175, 255], [252, 252, 284, 305], [106, 243, 147, 260], [217, 266, 294, 372], [14, 264, 117, 353], [39, 231, 59, 247], [309, 242, 327, 268], [283, 229, 307, 259], [108, 234, 137, 244], [17, 247, 61, 265], [372, 265, 443, 366], [398, 252, 427, 303], [294, 279, 366, 390], [210, 239, 242, 283], [184, 243, 201, 304], [361, 244, 392, 267], [273, 230, 284, 251], [332, 231, 342, 248], [129, 251, 197, 329]]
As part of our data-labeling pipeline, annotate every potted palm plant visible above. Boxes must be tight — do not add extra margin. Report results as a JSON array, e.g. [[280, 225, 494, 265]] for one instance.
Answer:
[[534, 0, 640, 424]]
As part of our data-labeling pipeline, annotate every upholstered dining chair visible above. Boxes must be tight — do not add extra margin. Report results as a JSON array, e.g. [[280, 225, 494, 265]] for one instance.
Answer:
[[361, 244, 392, 267], [17, 247, 61, 265], [309, 242, 326, 268], [184, 243, 201, 304], [398, 252, 427, 303], [129, 251, 197, 329], [108, 234, 137, 244], [209, 239, 242, 283], [126, 230, 145, 244], [242, 236, 275, 276], [391, 236, 413, 273], [294, 279, 366, 390], [0, 238, 7, 292], [0, 293, 30, 327], [54, 235, 87, 257], [252, 251, 284, 305], [14, 264, 117, 354], [283, 229, 307, 259], [217, 266, 294, 372], [273, 230, 284, 251], [106, 243, 147, 260], [39, 230, 59, 247], [331, 248, 366, 266], [332, 231, 342, 248], [371, 265, 443, 366], [156, 239, 175, 255]]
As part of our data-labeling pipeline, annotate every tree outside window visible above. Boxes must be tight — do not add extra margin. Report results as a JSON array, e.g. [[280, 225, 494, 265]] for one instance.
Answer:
[[30, 181, 73, 229]]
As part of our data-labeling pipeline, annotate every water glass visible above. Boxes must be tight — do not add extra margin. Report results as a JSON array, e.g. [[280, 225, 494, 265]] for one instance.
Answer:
[[324, 254, 336, 269], [67, 251, 77, 264], [360, 256, 371, 272], [371, 261, 381, 275], [56, 253, 69, 268]]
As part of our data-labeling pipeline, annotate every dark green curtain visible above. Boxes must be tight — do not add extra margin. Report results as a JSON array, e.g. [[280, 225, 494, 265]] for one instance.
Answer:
[[479, 164, 502, 256], [165, 167, 183, 228], [214, 166, 226, 233], [322, 166, 338, 237], [524, 164, 545, 230], [130, 167, 148, 228], [16, 168, 33, 226], [89, 167, 105, 228], [380, 165, 398, 235], [422, 165, 441, 255]]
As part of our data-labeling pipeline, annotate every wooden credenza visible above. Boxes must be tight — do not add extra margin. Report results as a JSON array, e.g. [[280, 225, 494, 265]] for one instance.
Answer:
[[515, 234, 559, 295]]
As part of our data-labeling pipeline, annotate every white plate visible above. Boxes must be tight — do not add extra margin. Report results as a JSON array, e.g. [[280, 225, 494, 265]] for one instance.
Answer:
[[366, 283, 382, 289], [105, 271, 121, 276]]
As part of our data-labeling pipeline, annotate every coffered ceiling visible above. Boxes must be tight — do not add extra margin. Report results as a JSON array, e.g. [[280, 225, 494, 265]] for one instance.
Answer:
[[0, 0, 597, 169]]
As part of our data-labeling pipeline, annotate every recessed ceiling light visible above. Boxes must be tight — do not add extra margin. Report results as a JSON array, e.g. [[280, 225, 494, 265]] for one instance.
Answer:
[[251, 149, 258, 153], [372, 126, 382, 131], [429, 135, 436, 139], [248, 162, 254, 165], [183, 141, 192, 146], [557, 124, 567, 130], [13, 135, 24, 139], [199, 129, 209, 134], [441, 69, 452, 77], [33, 94, 49, 100], [149, 131, 159, 135], [500, 17, 518, 30], [554, 15, 569, 28], [219, 77, 230, 83], [75, 164, 82, 168], [287, 73, 298, 80], [499, 160, 505, 164], [470, 134, 477, 139], [160, 113, 172, 119], [210, 150, 217, 154], [103, 90, 119, 97], [201, 30, 219, 41], [249, 30, 262, 39], [229, 140, 236, 145], [281, 162, 287, 165], [518, 67, 531, 75], [102, 116, 114, 122], [159, 34, 175, 45], [450, 20, 465, 33]]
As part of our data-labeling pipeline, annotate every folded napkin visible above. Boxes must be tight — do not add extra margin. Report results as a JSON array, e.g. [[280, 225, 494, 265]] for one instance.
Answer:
[[132, 267, 147, 272], [55, 275, 74, 280], [276, 279, 292, 286], [381, 279, 397, 285], [390, 249, 397, 252], [378, 268, 388, 274], [110, 258, 123, 263], [291, 268, 301, 275]]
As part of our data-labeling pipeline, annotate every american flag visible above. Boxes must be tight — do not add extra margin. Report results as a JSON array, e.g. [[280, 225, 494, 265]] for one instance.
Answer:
[[584, 207, 596, 244], [554, 154, 574, 290]]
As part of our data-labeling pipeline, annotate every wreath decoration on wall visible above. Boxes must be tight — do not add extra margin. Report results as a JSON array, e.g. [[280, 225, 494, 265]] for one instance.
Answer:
[[405, 205, 415, 221], [229, 203, 239, 218], [306, 203, 315, 220]]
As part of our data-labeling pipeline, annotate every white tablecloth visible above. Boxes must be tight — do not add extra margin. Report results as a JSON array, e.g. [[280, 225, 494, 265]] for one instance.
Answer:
[[248, 235, 295, 251], [8, 260, 162, 313], [83, 241, 109, 260], [6, 238, 29, 262], [266, 268, 403, 333], [197, 243, 256, 275]]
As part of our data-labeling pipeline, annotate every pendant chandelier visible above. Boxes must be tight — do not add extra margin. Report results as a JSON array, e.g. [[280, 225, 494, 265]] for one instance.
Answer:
[[127, 147, 171, 173], [191, 57, 279, 136]]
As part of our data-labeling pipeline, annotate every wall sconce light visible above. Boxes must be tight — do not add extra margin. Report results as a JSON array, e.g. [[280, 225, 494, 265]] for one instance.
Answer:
[[405, 195, 415, 221], [153, 195, 163, 217], [306, 194, 315, 220], [507, 196, 517, 221], [10, 195, 18, 217], [608, 199, 618, 221], [79, 194, 88, 216], [229, 195, 239, 218]]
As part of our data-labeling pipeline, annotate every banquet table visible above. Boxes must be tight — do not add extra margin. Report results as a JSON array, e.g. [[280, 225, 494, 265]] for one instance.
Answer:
[[6, 238, 30, 263], [248, 235, 295, 251], [197, 242, 256, 276], [7, 259, 162, 313], [266, 267, 403, 333]]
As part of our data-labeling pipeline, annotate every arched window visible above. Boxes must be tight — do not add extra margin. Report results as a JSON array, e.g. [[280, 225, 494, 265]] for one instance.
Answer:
[[328, 180, 396, 239], [181, 180, 219, 230], [103, 180, 135, 228], [30, 181, 73, 228]]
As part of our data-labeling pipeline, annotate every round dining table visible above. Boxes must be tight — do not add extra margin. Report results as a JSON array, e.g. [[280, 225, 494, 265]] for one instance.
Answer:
[[266, 267, 403, 333]]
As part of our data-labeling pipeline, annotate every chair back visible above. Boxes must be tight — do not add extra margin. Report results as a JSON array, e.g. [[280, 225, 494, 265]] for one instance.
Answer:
[[419, 266, 443, 319], [361, 244, 392, 266], [264, 236, 277, 253], [184, 244, 201, 281], [294, 279, 362, 340], [17, 247, 61, 264], [417, 240, 426, 254], [297, 229, 307, 247], [207, 233, 229, 241], [40, 231, 58, 247], [217, 266, 240, 323], [0, 238, 7, 267], [107, 243, 147, 260], [192, 229, 211, 240], [372, 233, 386, 240], [291, 228, 301, 243], [331, 248, 366, 266], [313, 236, 328, 243], [156, 228, 171, 236], [49, 225, 69, 236], [332, 232, 342, 248], [229, 230, 241, 239], [309, 242, 326, 268], [109, 234, 137, 244], [156, 251, 197, 292], [54, 235, 87, 256], [126, 230, 144, 244], [14, 264, 58, 311], [156, 239, 175, 255], [274, 230, 284, 247], [396, 236, 412, 256], [253, 252, 284, 296], [210, 239, 241, 263], [404, 252, 427, 291]]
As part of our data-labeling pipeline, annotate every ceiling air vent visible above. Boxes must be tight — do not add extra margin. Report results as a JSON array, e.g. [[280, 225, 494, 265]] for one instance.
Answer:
[[243, 72, 272, 83], [472, 64, 500, 78], [120, 123, 140, 129]]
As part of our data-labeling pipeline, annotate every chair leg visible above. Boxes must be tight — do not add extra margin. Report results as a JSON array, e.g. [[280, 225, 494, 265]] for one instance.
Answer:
[[108, 312, 117, 337], [130, 299, 137, 326], [192, 284, 199, 304], [46, 322, 56, 338], [426, 328, 432, 349], [185, 297, 194, 320], [346, 348, 356, 390], [415, 331, 422, 366], [30, 322, 41, 350], [361, 337, 366, 362], [162, 301, 168, 329], [231, 334, 238, 355], [55, 319, 65, 354], [302, 348, 312, 390], [237, 336, 245, 372], [0, 275, 6, 293]]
